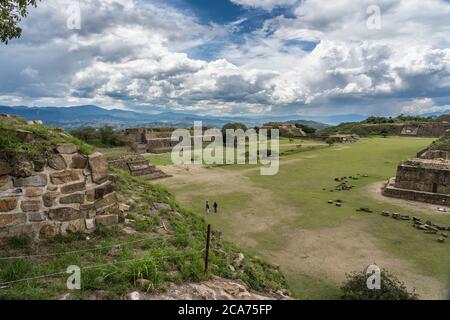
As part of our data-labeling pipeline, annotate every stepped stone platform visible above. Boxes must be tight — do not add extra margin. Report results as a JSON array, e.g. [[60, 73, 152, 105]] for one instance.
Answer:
[[108, 155, 170, 181]]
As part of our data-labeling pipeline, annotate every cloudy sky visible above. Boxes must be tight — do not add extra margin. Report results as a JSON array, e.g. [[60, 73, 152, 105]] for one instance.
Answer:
[[0, 0, 450, 117]]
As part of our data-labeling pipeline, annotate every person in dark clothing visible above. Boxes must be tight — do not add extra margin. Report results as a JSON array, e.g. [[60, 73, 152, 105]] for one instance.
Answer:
[[205, 201, 210, 214], [213, 202, 218, 213]]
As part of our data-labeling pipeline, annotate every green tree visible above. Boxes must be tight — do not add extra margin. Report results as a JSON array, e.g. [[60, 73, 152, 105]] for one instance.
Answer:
[[1, 1, 39, 44], [295, 123, 317, 134], [341, 269, 419, 300], [70, 127, 98, 143]]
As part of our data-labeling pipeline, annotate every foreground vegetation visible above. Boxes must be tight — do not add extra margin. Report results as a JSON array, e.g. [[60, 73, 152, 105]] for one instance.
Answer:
[[0, 168, 288, 299]]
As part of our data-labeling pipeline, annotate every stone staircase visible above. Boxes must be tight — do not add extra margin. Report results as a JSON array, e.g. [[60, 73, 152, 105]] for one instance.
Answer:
[[108, 155, 170, 181]]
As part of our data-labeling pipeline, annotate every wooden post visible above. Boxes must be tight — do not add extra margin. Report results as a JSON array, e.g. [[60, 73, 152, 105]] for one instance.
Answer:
[[204, 224, 211, 273]]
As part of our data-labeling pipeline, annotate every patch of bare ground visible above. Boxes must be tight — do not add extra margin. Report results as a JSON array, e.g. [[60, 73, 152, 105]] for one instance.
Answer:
[[159, 163, 448, 300], [365, 182, 450, 215], [268, 219, 447, 300]]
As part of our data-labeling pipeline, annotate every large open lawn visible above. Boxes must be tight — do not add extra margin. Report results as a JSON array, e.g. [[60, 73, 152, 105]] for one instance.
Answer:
[[158, 137, 450, 299]]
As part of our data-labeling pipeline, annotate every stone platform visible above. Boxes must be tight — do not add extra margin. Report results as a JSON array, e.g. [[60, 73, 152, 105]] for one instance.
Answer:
[[383, 178, 450, 206]]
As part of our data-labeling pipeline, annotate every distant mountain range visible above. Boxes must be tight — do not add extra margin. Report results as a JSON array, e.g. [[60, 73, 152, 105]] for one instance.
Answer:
[[3, 104, 446, 131], [0, 105, 331, 130]]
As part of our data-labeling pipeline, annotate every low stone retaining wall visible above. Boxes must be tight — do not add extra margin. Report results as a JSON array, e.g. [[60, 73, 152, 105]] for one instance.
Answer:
[[383, 178, 450, 206], [0, 144, 119, 241]]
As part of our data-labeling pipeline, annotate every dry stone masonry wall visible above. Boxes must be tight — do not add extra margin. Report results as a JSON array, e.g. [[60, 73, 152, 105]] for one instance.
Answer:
[[0, 144, 119, 241]]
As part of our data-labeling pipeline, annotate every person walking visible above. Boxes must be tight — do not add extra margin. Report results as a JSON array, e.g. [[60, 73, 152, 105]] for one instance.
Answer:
[[213, 202, 218, 213], [205, 201, 210, 214]]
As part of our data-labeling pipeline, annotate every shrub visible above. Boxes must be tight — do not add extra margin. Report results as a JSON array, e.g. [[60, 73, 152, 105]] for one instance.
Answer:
[[340, 268, 419, 300]]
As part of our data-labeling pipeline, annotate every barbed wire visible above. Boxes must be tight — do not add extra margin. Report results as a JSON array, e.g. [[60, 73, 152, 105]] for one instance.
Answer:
[[0, 230, 206, 261], [0, 248, 206, 288]]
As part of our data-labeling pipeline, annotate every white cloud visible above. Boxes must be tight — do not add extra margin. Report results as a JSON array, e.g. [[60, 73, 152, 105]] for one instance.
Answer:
[[230, 0, 299, 11], [401, 98, 450, 115], [1, 0, 450, 116]]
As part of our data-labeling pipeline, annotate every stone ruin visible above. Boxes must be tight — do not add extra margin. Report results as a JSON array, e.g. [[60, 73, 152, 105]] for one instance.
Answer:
[[399, 121, 450, 137], [108, 154, 170, 181], [0, 143, 120, 241], [261, 122, 306, 137], [119, 128, 177, 154], [327, 134, 360, 143], [384, 132, 450, 205]]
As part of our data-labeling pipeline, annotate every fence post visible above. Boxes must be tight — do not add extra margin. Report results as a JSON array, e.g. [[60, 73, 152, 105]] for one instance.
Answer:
[[204, 224, 211, 273]]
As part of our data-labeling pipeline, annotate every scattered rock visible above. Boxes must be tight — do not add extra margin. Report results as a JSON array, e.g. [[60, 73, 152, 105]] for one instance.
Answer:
[[126, 291, 141, 300], [122, 226, 137, 235], [151, 202, 171, 211], [96, 214, 118, 226]]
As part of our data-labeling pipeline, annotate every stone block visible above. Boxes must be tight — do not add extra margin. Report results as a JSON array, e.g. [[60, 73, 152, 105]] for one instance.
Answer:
[[47, 154, 67, 170], [59, 193, 85, 204], [25, 187, 45, 197], [95, 214, 118, 226], [70, 154, 87, 169], [50, 170, 80, 184], [94, 182, 114, 199], [48, 207, 82, 221], [88, 153, 109, 183], [33, 158, 46, 172], [56, 143, 78, 154], [43, 192, 59, 207], [0, 213, 26, 228], [21, 200, 41, 212], [0, 160, 12, 176], [0, 175, 12, 191], [61, 182, 85, 194], [94, 192, 117, 210], [85, 189, 95, 202], [28, 212, 45, 222], [85, 218, 95, 230], [66, 219, 82, 233], [0, 197, 18, 212], [39, 224, 59, 239], [14, 174, 47, 187], [12, 160, 34, 178]]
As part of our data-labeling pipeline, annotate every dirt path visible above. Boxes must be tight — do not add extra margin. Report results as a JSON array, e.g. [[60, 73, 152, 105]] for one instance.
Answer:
[[159, 163, 448, 299]]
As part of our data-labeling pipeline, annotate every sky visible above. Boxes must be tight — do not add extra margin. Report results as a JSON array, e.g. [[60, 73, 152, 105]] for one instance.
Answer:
[[0, 0, 450, 117]]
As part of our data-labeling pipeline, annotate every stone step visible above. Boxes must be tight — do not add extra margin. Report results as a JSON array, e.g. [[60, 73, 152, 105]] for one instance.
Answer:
[[131, 168, 156, 176]]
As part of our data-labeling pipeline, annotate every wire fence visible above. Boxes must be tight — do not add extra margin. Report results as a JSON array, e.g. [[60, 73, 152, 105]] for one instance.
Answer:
[[0, 229, 210, 289]]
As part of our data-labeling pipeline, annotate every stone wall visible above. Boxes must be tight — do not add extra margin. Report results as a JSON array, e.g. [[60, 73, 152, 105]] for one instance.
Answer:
[[384, 178, 450, 205], [393, 159, 450, 194], [0, 144, 119, 241], [400, 122, 450, 137]]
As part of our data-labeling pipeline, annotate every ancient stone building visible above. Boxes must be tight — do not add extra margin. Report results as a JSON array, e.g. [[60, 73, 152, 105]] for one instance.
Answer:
[[399, 121, 450, 137], [108, 155, 170, 180], [0, 117, 120, 241], [261, 122, 306, 137], [119, 128, 177, 154], [328, 134, 360, 143], [384, 133, 450, 205]]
